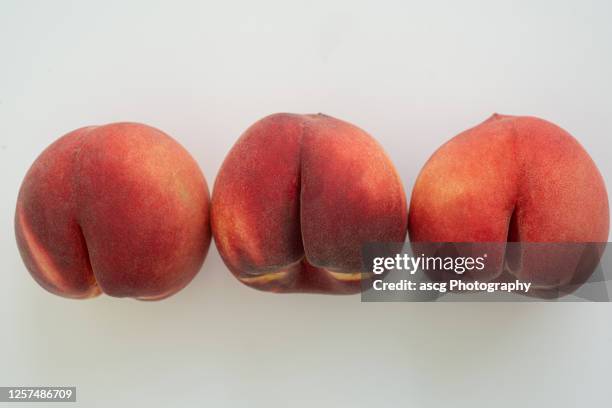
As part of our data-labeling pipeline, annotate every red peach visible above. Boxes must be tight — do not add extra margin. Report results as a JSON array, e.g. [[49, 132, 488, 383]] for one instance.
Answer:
[[211, 113, 407, 294], [408, 114, 609, 296], [15, 123, 211, 300]]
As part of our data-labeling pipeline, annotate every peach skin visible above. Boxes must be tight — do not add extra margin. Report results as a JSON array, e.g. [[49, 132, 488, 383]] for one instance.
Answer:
[[211, 113, 407, 294], [408, 114, 609, 297], [15, 123, 211, 300]]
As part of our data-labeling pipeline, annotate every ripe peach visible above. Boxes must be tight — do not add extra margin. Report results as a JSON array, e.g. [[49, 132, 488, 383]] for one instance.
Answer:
[[211, 113, 407, 294], [408, 114, 609, 296], [15, 123, 211, 300]]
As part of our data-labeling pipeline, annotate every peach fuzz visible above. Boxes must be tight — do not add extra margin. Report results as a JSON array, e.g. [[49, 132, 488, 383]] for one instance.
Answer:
[[408, 114, 609, 295], [15, 123, 211, 300], [211, 113, 407, 294]]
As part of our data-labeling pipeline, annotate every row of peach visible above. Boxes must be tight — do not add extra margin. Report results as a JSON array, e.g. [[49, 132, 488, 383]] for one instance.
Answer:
[[15, 113, 609, 300]]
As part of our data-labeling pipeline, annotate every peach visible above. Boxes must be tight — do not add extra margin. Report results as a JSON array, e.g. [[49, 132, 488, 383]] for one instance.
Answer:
[[15, 123, 211, 300], [211, 113, 407, 294], [408, 114, 609, 296]]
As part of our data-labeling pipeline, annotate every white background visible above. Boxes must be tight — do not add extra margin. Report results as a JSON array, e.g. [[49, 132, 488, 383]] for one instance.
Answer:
[[1, 1, 611, 407]]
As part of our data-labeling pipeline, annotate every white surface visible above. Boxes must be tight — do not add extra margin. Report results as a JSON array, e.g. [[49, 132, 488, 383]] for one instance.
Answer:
[[1, 1, 611, 407]]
